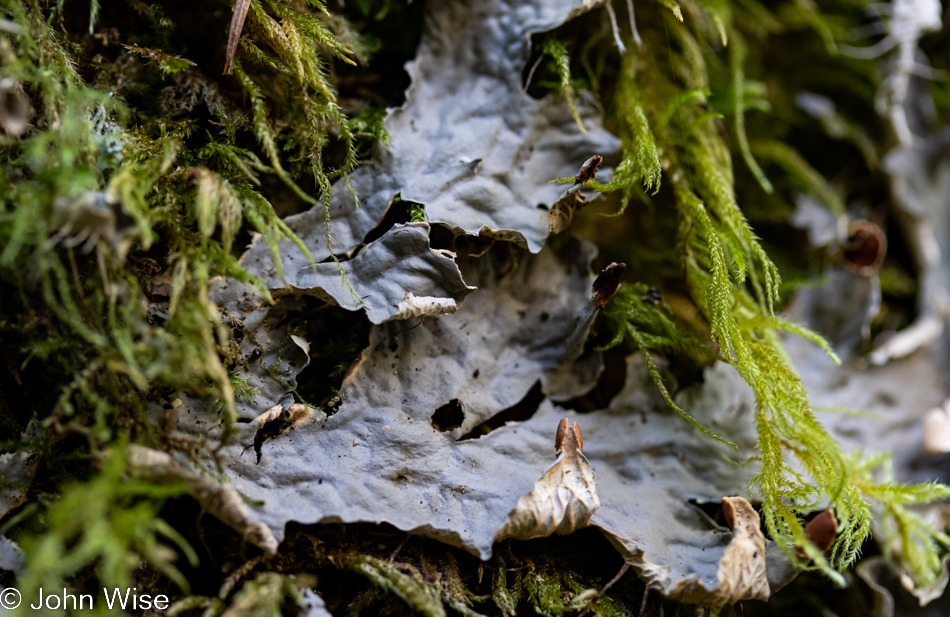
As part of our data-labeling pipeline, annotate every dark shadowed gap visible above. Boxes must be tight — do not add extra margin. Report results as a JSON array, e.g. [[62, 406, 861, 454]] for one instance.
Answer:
[[360, 195, 425, 245], [458, 381, 545, 441], [293, 300, 372, 412], [556, 346, 628, 413], [431, 399, 465, 432], [687, 498, 731, 530]]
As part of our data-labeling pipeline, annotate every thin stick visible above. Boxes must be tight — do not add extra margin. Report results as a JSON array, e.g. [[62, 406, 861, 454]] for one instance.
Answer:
[[389, 535, 409, 562], [599, 562, 630, 597]]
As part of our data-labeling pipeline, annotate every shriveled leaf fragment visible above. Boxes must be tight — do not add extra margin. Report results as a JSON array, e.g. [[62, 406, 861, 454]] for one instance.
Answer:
[[240, 224, 474, 325], [127, 445, 279, 554], [239, 0, 620, 277], [224, 0, 252, 75], [804, 509, 838, 553], [710, 497, 769, 605], [495, 418, 599, 541]]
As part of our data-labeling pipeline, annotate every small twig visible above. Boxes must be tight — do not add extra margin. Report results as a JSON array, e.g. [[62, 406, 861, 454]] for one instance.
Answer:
[[524, 53, 545, 95], [389, 535, 409, 562], [67, 247, 85, 300], [639, 586, 650, 617], [599, 563, 630, 598]]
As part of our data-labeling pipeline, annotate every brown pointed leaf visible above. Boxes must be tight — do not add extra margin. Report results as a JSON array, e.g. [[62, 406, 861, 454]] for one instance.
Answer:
[[224, 0, 252, 75], [495, 418, 599, 541]]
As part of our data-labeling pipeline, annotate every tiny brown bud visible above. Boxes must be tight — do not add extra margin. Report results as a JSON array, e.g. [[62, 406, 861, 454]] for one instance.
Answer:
[[555, 417, 583, 454], [843, 220, 886, 276], [804, 509, 838, 552], [574, 155, 603, 185], [592, 262, 626, 307]]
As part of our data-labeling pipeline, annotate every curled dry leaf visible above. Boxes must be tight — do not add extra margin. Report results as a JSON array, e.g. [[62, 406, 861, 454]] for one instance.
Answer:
[[706, 496, 769, 605], [495, 418, 599, 541], [591, 262, 626, 307], [390, 292, 459, 323], [547, 189, 588, 235], [574, 155, 604, 185], [224, 0, 252, 75], [127, 445, 279, 553], [804, 509, 838, 553]]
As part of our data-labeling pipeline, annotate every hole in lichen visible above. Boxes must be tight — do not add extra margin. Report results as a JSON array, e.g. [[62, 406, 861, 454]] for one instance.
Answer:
[[293, 301, 372, 411], [361, 195, 426, 245], [458, 381, 544, 440], [431, 399, 465, 432], [251, 410, 293, 465]]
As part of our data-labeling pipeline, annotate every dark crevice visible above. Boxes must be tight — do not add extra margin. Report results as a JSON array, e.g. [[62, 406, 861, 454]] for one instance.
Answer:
[[688, 498, 731, 530], [431, 399, 465, 432], [427, 223, 459, 252], [360, 195, 424, 245], [292, 301, 372, 410], [250, 410, 293, 465], [458, 381, 545, 441], [557, 346, 628, 413]]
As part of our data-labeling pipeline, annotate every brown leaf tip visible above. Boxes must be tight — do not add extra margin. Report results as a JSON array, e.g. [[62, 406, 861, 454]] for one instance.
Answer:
[[721, 496, 760, 532], [592, 262, 626, 307], [574, 155, 603, 185], [804, 509, 838, 552], [722, 496, 737, 531], [555, 418, 583, 455]]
